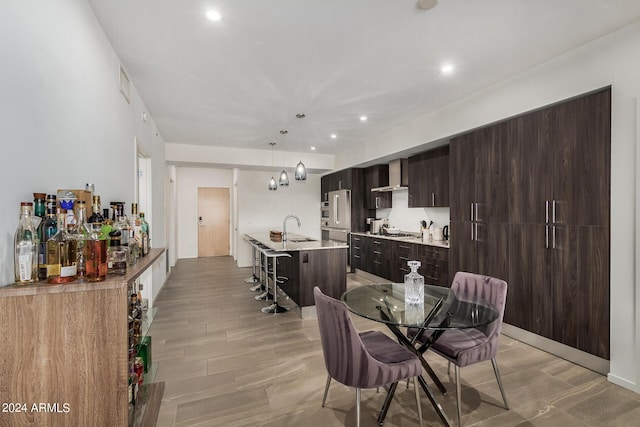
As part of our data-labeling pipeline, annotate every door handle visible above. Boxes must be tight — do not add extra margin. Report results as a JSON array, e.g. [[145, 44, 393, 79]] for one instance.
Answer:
[[552, 200, 557, 224], [375, 196, 380, 209], [432, 193, 435, 207]]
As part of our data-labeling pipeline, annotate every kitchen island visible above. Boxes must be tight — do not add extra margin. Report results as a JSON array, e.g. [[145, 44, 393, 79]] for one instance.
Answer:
[[245, 232, 348, 317]]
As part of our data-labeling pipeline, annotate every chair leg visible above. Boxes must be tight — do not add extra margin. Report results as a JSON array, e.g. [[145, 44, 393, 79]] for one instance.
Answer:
[[455, 365, 462, 427], [413, 377, 423, 427], [447, 360, 451, 375], [491, 357, 509, 410], [322, 375, 331, 407], [356, 388, 361, 427]]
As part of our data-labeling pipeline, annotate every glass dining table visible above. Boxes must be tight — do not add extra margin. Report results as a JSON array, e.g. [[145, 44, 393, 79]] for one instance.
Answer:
[[341, 283, 499, 426]]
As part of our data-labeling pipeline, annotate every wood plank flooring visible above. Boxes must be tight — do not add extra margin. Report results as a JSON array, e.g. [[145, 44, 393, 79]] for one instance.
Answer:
[[152, 257, 640, 426]]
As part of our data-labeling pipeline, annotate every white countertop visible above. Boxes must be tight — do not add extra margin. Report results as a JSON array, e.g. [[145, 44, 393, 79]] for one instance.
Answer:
[[245, 232, 349, 252], [350, 231, 450, 249]]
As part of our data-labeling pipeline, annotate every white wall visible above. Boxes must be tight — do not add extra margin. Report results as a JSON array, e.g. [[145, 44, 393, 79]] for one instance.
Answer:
[[176, 167, 234, 259], [376, 191, 450, 235], [0, 1, 167, 294], [336, 23, 640, 392], [236, 170, 321, 267]]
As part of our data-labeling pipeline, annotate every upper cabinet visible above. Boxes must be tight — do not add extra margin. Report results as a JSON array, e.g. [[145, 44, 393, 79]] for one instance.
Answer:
[[321, 168, 352, 201], [408, 146, 450, 208], [364, 165, 392, 209], [450, 122, 510, 223]]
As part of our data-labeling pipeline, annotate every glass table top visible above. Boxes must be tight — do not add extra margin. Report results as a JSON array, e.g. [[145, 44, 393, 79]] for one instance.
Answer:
[[341, 283, 499, 330]]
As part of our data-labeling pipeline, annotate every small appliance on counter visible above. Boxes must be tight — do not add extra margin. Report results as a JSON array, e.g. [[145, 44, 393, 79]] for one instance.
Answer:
[[368, 218, 384, 235]]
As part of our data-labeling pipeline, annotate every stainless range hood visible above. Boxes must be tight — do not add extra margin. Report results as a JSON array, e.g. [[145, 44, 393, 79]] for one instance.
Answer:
[[371, 158, 408, 192]]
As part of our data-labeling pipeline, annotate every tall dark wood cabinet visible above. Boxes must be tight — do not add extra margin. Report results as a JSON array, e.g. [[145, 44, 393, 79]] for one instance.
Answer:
[[450, 87, 610, 360], [408, 146, 450, 207], [449, 122, 510, 282]]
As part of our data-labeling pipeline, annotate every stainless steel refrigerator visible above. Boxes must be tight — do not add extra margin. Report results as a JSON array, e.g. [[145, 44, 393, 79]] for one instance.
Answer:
[[321, 189, 351, 243]]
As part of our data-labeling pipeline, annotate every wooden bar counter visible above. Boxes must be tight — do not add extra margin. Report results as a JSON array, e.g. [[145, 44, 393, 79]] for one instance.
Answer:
[[0, 248, 165, 427]]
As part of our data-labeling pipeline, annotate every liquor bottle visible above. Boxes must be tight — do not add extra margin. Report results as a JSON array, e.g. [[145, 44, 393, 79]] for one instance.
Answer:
[[47, 209, 78, 284], [72, 200, 89, 280], [14, 202, 39, 284], [33, 193, 46, 218], [101, 208, 113, 245], [140, 212, 150, 256], [87, 195, 104, 224], [37, 195, 58, 280], [129, 203, 141, 264], [85, 223, 108, 282]]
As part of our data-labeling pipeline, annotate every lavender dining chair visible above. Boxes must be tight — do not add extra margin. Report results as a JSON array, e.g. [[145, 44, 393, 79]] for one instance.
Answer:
[[412, 272, 509, 427], [313, 286, 424, 427]]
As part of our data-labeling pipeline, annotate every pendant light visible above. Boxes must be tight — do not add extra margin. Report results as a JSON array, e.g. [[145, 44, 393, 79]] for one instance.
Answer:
[[294, 113, 308, 181], [268, 142, 277, 191], [278, 130, 290, 186]]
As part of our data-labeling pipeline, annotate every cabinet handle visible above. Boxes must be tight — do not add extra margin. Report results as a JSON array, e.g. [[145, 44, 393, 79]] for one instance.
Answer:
[[545, 225, 549, 249], [432, 193, 436, 206], [398, 245, 410, 249], [552, 225, 556, 249], [399, 256, 409, 261], [552, 200, 556, 224], [545, 200, 549, 224], [475, 222, 478, 241], [470, 203, 474, 221], [475, 203, 479, 222], [471, 222, 475, 241]]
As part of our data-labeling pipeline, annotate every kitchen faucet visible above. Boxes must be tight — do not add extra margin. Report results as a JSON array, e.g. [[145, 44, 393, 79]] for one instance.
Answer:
[[282, 214, 301, 242]]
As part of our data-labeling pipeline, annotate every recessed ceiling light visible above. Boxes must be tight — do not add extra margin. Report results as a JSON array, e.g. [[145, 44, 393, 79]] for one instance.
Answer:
[[330, 134, 337, 139], [310, 146, 316, 151], [206, 10, 222, 21], [360, 116, 368, 122], [441, 64, 454, 74]]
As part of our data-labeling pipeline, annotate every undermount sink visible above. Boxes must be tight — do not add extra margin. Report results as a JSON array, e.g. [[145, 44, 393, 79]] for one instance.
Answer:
[[288, 237, 316, 243]]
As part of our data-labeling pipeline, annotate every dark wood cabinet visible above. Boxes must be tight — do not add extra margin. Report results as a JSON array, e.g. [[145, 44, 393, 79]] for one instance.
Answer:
[[505, 88, 611, 360], [408, 146, 450, 208], [364, 165, 392, 209], [321, 168, 352, 201], [416, 244, 450, 287], [390, 240, 416, 283], [452, 87, 611, 360], [369, 237, 391, 279], [351, 234, 364, 270]]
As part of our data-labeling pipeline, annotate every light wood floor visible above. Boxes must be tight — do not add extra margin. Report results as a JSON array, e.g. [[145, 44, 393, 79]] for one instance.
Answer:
[[152, 256, 640, 426]]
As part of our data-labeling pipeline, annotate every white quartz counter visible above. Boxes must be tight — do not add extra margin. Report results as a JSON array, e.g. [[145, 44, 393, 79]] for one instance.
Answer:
[[350, 231, 450, 249], [245, 232, 349, 252]]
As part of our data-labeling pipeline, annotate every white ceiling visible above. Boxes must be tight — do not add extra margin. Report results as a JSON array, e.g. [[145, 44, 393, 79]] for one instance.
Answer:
[[88, 0, 640, 156]]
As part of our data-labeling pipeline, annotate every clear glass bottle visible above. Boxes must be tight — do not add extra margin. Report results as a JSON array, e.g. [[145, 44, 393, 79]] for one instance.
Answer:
[[129, 203, 141, 264], [72, 200, 89, 281], [37, 195, 58, 280], [14, 202, 39, 284], [47, 209, 78, 284], [404, 260, 424, 305], [140, 212, 149, 256]]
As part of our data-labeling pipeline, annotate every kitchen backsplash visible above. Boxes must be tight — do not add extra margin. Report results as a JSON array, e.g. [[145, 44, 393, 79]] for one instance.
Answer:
[[376, 190, 450, 234]]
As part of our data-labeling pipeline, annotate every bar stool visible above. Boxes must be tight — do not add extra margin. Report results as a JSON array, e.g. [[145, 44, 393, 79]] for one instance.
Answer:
[[249, 241, 269, 293], [254, 246, 274, 301], [244, 239, 260, 285], [261, 250, 291, 314]]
